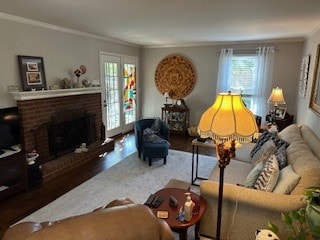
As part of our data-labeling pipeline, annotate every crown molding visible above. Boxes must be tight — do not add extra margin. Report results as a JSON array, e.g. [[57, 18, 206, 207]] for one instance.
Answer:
[[0, 12, 140, 48]]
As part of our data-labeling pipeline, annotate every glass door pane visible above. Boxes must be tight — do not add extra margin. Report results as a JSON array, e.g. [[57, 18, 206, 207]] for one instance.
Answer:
[[123, 63, 136, 125], [100, 53, 138, 138]]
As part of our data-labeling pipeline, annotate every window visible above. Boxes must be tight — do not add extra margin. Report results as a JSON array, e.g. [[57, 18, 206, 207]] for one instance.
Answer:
[[229, 54, 257, 108], [217, 47, 275, 118]]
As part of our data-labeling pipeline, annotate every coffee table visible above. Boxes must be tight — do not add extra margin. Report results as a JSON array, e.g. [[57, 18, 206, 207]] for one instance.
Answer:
[[148, 188, 207, 240]]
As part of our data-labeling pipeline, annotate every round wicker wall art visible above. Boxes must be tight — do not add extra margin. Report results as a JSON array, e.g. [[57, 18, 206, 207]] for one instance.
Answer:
[[155, 54, 196, 99]]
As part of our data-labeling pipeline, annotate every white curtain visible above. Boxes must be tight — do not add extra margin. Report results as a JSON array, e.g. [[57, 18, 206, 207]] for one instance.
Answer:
[[251, 47, 275, 118], [216, 47, 275, 118], [216, 48, 233, 94]]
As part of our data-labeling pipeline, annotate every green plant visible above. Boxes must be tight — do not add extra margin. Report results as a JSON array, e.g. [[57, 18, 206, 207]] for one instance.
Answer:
[[268, 186, 320, 240]]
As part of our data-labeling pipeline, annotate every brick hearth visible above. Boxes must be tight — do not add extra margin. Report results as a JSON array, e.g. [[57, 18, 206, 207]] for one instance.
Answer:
[[12, 89, 115, 181]]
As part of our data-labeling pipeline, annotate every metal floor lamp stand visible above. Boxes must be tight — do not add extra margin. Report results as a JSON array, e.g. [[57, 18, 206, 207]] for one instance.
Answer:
[[216, 144, 231, 240]]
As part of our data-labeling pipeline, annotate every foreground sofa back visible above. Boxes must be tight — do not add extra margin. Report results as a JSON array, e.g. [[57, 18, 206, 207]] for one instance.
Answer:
[[199, 124, 320, 240], [3, 203, 174, 240]]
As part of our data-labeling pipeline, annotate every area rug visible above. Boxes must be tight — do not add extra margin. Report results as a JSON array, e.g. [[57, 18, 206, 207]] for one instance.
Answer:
[[19, 149, 217, 239]]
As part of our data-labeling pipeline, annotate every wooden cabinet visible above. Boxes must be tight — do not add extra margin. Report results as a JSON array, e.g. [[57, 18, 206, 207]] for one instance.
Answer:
[[0, 151, 27, 201], [162, 106, 189, 136], [266, 113, 294, 131]]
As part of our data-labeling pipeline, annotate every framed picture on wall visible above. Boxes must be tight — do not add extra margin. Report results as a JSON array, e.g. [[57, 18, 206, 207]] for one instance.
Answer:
[[18, 55, 47, 91], [310, 44, 320, 115], [298, 54, 310, 98]]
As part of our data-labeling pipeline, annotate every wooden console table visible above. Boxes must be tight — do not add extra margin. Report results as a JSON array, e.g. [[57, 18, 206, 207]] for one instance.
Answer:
[[191, 139, 215, 186]]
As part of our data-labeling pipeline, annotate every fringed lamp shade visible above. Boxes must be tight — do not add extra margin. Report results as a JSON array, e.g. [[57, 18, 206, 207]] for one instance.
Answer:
[[198, 92, 258, 143]]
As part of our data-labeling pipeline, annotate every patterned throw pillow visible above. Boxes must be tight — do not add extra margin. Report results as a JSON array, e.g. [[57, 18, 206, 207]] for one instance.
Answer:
[[253, 154, 279, 192], [275, 144, 287, 169], [250, 130, 273, 158], [272, 135, 289, 150], [250, 130, 289, 159], [251, 140, 276, 164]]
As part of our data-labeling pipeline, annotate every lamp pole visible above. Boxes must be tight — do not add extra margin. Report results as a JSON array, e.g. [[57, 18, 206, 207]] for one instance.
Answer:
[[216, 145, 231, 240]]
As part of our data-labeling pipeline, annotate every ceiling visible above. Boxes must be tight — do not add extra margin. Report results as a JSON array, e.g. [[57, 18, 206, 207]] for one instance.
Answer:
[[1, 0, 320, 48]]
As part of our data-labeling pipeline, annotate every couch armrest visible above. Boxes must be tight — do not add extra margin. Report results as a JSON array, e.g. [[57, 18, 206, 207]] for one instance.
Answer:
[[200, 180, 305, 213], [199, 180, 305, 240]]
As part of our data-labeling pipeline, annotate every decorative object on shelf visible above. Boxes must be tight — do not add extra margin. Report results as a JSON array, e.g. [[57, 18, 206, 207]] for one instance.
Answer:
[[275, 107, 287, 120], [155, 54, 196, 99], [74, 65, 87, 88], [174, 98, 187, 108], [310, 43, 320, 116], [163, 92, 171, 106], [198, 91, 258, 240], [267, 87, 286, 124], [162, 105, 189, 136], [299, 54, 310, 98], [60, 78, 72, 89], [18, 55, 47, 91]]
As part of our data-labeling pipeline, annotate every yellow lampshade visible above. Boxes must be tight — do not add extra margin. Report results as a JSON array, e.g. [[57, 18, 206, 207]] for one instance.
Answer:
[[267, 87, 286, 106], [198, 92, 258, 143]]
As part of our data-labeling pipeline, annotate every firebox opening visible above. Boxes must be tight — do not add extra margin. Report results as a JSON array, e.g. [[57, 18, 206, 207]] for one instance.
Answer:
[[34, 108, 96, 163]]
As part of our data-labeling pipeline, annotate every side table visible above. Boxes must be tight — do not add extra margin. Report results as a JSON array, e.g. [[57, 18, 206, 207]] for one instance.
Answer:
[[149, 188, 207, 240], [191, 139, 215, 186]]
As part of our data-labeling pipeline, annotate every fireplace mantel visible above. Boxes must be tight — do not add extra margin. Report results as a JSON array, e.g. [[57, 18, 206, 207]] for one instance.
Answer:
[[11, 87, 103, 101]]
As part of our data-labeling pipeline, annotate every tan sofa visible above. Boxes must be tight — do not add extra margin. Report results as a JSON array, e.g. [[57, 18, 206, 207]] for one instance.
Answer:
[[199, 124, 320, 240], [3, 198, 174, 240]]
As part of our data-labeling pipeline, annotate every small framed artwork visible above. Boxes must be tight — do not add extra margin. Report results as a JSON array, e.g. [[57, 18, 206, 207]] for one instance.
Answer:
[[275, 107, 287, 119], [18, 55, 47, 91], [298, 54, 310, 98]]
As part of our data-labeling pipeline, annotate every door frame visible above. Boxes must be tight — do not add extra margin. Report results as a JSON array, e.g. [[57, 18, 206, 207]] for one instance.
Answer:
[[99, 51, 139, 138]]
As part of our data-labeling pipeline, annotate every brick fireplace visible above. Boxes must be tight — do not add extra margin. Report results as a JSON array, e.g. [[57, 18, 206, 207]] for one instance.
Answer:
[[11, 88, 114, 181]]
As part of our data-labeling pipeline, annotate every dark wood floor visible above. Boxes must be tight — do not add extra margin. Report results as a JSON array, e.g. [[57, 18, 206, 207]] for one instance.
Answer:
[[0, 133, 214, 238]]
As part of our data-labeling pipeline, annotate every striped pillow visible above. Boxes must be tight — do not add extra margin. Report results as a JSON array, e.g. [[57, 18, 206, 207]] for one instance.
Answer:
[[253, 154, 279, 192]]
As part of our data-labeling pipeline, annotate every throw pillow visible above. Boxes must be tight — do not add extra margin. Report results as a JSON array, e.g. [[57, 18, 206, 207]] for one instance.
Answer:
[[253, 154, 279, 192], [250, 130, 273, 158], [275, 144, 287, 170], [272, 165, 300, 194], [251, 140, 276, 164], [272, 135, 289, 150], [151, 118, 162, 133], [243, 161, 264, 188]]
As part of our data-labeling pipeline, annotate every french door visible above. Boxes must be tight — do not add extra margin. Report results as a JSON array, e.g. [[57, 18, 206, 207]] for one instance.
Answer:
[[100, 53, 138, 138]]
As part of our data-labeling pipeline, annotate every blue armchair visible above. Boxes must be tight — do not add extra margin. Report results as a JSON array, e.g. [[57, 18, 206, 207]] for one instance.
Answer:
[[134, 118, 170, 166]]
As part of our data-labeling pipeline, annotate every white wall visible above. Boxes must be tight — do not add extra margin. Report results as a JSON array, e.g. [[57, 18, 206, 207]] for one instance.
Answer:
[[141, 42, 303, 126], [296, 28, 320, 137], [0, 18, 141, 108]]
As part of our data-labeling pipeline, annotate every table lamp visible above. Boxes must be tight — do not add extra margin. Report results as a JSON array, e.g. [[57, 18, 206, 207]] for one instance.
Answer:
[[198, 91, 258, 240], [267, 87, 286, 124], [163, 92, 171, 106]]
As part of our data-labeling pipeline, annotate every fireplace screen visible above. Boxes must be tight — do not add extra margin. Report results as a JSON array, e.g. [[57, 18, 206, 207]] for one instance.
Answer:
[[34, 109, 96, 163]]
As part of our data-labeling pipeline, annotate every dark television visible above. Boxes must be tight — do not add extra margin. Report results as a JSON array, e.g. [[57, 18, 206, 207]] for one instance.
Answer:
[[0, 107, 21, 152]]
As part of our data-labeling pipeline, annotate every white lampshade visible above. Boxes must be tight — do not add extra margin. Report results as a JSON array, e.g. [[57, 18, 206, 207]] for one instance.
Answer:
[[163, 92, 170, 99], [198, 92, 258, 143], [267, 87, 286, 106]]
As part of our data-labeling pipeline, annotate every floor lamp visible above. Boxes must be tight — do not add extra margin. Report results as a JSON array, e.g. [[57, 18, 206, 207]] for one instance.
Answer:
[[198, 91, 258, 240]]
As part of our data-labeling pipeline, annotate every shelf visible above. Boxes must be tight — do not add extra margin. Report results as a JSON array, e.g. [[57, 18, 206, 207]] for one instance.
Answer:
[[162, 106, 189, 136], [10, 87, 103, 101], [0, 151, 27, 201]]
